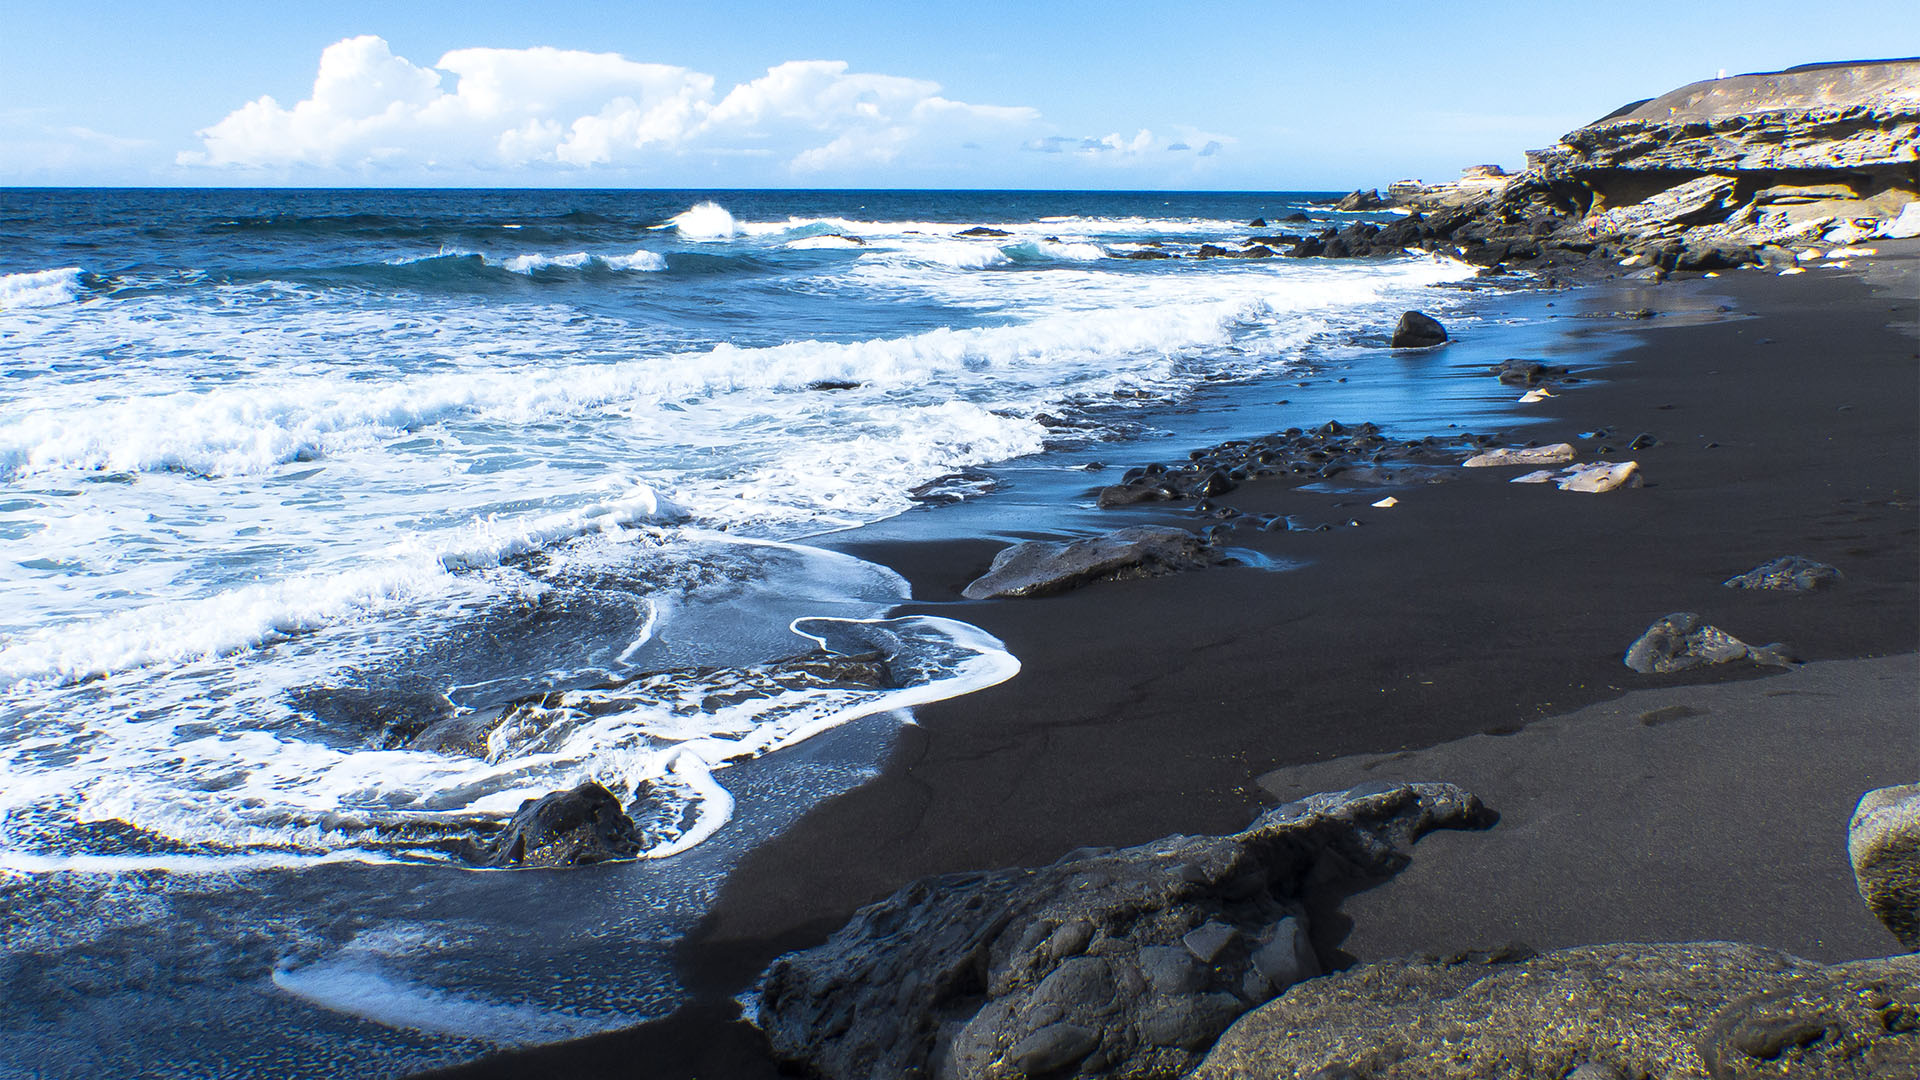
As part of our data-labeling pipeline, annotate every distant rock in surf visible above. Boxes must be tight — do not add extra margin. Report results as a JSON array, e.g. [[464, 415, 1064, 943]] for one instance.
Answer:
[[484, 781, 645, 868], [1390, 310, 1448, 348], [1333, 189, 1386, 211], [956, 226, 1012, 237]]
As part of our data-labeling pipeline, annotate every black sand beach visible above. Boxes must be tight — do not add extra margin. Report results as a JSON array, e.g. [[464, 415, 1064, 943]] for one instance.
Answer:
[[435, 242, 1919, 1079]]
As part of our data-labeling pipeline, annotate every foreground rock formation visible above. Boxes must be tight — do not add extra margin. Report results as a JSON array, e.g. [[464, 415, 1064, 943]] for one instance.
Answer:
[[757, 784, 1493, 1080], [1193, 943, 1920, 1080]]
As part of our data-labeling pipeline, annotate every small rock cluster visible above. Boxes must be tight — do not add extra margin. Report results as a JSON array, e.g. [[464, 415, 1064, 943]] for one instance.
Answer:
[[1724, 555, 1844, 592], [1093, 421, 1492, 512], [757, 784, 1493, 1080]]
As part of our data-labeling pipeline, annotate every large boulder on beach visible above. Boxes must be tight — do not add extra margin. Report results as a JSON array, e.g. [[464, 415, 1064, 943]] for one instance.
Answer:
[[1724, 555, 1843, 591], [757, 783, 1494, 1080], [1191, 942, 1920, 1080], [1389, 311, 1447, 348], [1851, 784, 1920, 950], [961, 525, 1224, 599], [1623, 612, 1794, 674], [484, 781, 645, 868]]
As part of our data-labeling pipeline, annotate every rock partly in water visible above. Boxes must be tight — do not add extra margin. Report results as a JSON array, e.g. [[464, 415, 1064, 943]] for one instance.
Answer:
[[1492, 359, 1572, 387], [1851, 784, 1920, 950], [1333, 189, 1386, 211], [1623, 611, 1795, 674], [1724, 555, 1844, 591], [961, 526, 1224, 600], [1462, 443, 1577, 468], [1191, 942, 1920, 1080], [1389, 310, 1448, 349], [484, 781, 645, 868], [407, 710, 507, 758], [1093, 421, 1483, 512], [757, 783, 1494, 1080]]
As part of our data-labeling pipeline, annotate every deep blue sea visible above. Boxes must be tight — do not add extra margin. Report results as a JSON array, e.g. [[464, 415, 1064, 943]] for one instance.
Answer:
[[0, 188, 1495, 1076]]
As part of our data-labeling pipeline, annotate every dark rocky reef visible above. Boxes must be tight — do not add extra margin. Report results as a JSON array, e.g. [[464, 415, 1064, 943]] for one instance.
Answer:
[[1192, 943, 1920, 1080], [757, 783, 1494, 1080], [1092, 421, 1493, 514]]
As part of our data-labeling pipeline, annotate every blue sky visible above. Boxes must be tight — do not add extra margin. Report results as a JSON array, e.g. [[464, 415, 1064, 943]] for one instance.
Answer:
[[4, 0, 1915, 188]]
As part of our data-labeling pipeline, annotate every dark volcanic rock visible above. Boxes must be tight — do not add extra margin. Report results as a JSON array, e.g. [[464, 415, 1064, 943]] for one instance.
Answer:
[[759, 784, 1494, 1080], [1723, 555, 1843, 591], [957, 226, 1012, 237], [961, 526, 1224, 600], [1192, 943, 1920, 1080], [1094, 422, 1485, 513], [290, 683, 455, 748], [408, 711, 506, 758], [484, 781, 644, 868], [1493, 358, 1570, 387], [1622, 612, 1794, 674], [1333, 189, 1386, 211], [1390, 311, 1448, 348], [1851, 784, 1920, 950]]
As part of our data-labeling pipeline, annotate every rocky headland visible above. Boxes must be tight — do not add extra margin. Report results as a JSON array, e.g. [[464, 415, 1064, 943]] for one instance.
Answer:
[[1255, 58, 1920, 276]]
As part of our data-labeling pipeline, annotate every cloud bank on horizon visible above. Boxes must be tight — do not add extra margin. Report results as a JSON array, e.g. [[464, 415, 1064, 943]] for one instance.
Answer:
[[176, 35, 1216, 181]]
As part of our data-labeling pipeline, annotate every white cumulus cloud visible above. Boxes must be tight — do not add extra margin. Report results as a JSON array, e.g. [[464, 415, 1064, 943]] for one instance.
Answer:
[[178, 36, 1043, 176]]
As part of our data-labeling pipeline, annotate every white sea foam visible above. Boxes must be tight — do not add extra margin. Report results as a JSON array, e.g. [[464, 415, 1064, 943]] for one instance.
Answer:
[[272, 930, 627, 1044], [668, 201, 738, 240], [0, 483, 680, 688], [0, 595, 1018, 871], [499, 249, 666, 273], [0, 267, 85, 309], [0, 258, 1467, 483]]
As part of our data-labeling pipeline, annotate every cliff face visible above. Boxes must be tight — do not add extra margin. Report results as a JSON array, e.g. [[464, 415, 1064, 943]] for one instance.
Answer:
[[1385, 59, 1920, 266], [1527, 59, 1920, 226]]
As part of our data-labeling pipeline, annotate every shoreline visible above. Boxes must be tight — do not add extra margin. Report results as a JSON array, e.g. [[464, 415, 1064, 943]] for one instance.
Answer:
[[431, 242, 1919, 1078]]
